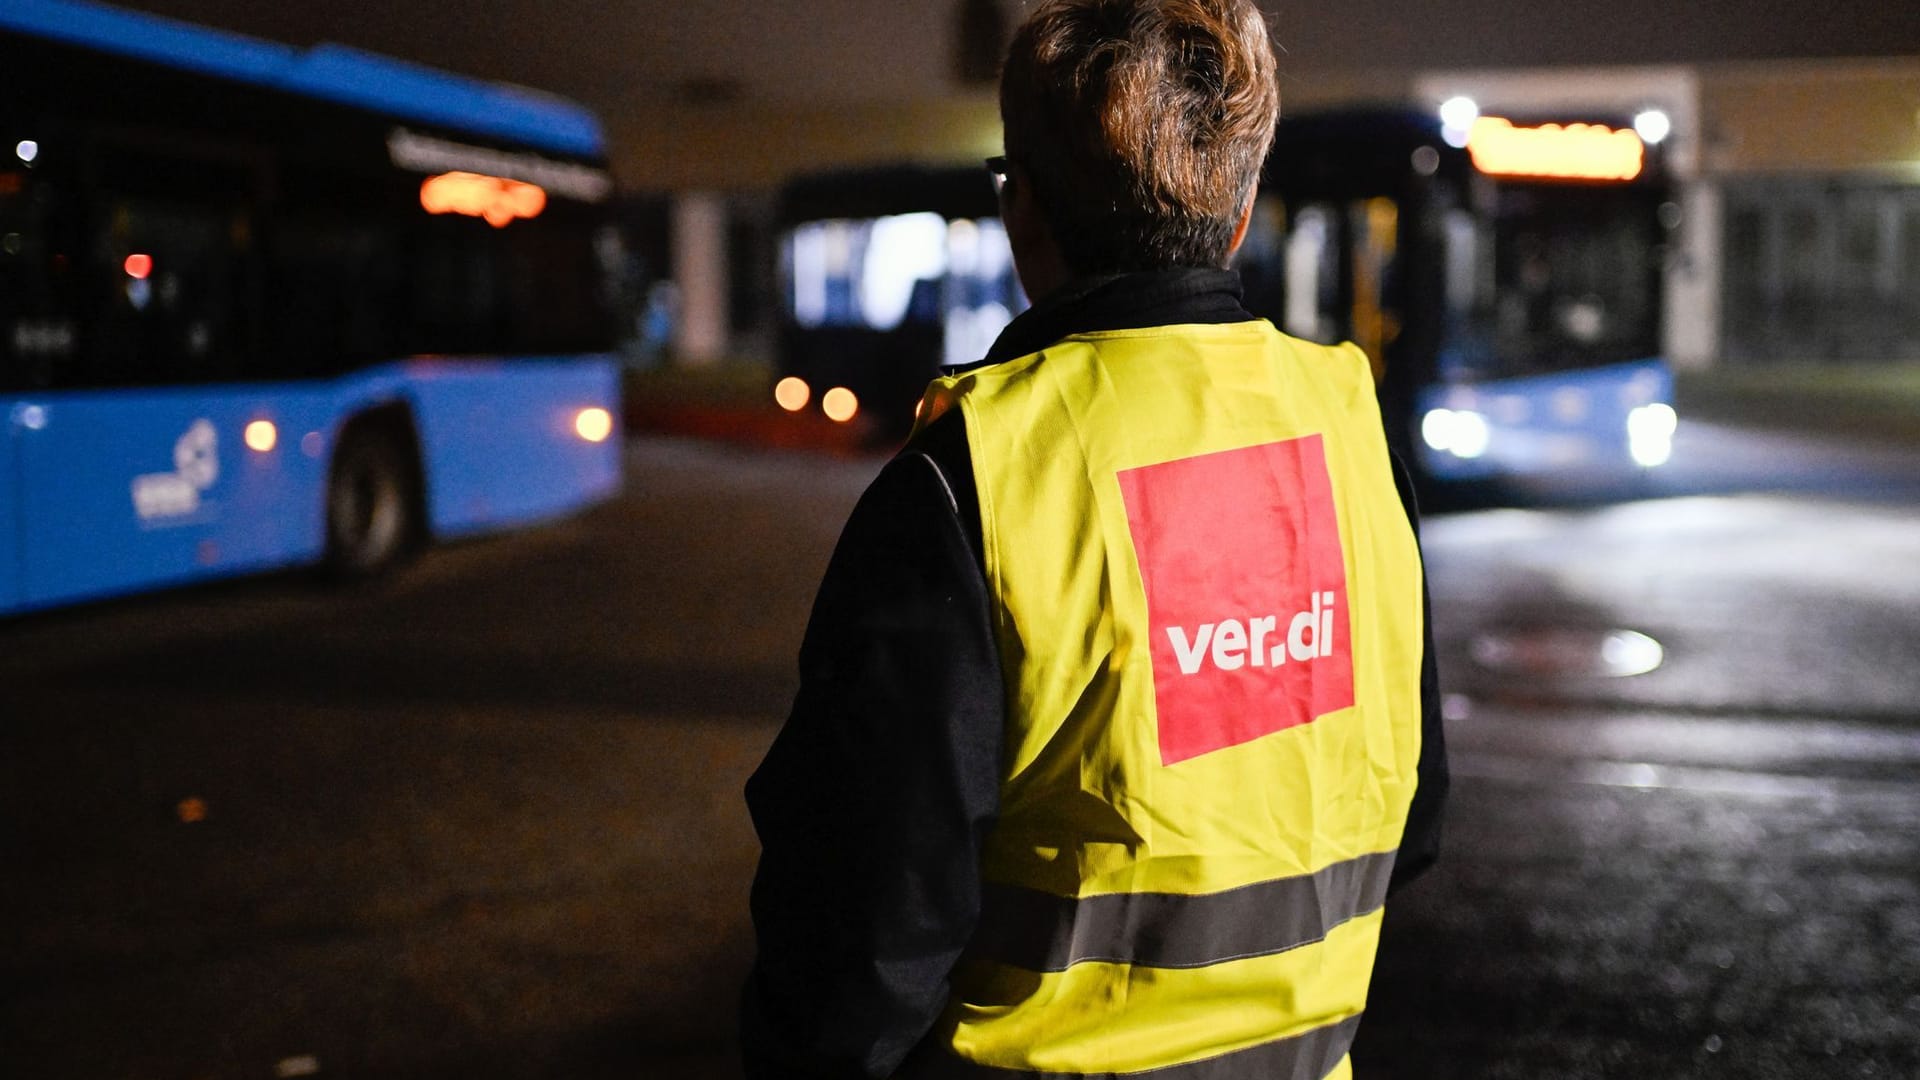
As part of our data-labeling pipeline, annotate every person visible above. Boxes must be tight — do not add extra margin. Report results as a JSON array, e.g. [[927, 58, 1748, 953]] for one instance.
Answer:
[[740, 1, 1446, 1076]]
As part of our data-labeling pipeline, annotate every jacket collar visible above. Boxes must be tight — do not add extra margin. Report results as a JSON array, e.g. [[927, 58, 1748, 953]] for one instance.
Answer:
[[967, 268, 1257, 370]]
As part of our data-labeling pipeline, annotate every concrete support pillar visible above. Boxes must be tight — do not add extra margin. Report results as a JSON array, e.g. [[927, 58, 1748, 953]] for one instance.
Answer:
[[1667, 179, 1722, 371], [671, 192, 729, 366]]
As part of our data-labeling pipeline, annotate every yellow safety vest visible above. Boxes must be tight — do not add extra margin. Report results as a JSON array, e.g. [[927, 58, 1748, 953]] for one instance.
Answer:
[[907, 320, 1426, 1078]]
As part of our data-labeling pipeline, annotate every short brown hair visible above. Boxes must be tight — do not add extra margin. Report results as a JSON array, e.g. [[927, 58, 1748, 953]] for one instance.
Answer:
[[999, 0, 1279, 275]]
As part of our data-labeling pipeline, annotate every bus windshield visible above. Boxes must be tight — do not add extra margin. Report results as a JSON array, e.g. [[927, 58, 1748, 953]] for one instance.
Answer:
[[1442, 182, 1663, 381], [781, 212, 1022, 367]]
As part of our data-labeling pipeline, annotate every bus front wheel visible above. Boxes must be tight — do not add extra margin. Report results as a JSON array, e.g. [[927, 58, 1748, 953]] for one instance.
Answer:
[[325, 426, 421, 579]]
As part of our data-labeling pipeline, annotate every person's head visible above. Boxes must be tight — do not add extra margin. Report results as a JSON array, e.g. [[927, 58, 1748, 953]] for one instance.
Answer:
[[997, 0, 1279, 296]]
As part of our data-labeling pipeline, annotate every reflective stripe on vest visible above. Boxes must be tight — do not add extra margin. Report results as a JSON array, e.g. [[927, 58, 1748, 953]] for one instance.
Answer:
[[971, 849, 1395, 972], [911, 322, 1425, 1078], [909, 1014, 1364, 1080]]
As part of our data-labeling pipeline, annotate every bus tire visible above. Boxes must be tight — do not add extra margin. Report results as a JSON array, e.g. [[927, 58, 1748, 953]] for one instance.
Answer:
[[324, 423, 421, 579]]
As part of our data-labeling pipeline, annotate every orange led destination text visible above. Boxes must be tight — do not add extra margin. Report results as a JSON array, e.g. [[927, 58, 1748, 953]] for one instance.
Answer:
[[419, 171, 547, 227], [1467, 117, 1645, 182]]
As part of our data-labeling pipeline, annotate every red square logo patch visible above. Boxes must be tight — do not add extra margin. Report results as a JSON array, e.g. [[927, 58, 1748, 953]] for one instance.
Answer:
[[1117, 435, 1354, 765]]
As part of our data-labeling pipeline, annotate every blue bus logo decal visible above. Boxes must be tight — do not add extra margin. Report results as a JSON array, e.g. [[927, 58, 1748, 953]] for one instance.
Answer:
[[131, 419, 219, 525]]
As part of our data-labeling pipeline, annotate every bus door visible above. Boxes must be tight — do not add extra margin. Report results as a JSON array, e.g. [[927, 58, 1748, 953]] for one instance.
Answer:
[[1242, 192, 1420, 455], [1344, 197, 1401, 386], [1249, 195, 1402, 375]]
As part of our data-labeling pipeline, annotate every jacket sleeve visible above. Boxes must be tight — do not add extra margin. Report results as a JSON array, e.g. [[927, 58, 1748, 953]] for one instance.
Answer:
[[740, 427, 1004, 1079], [1386, 452, 1448, 895]]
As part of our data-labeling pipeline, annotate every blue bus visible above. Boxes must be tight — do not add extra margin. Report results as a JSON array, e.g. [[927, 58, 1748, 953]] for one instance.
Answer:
[[773, 112, 1677, 490], [774, 165, 1027, 441], [1242, 105, 1678, 497], [0, 0, 623, 615]]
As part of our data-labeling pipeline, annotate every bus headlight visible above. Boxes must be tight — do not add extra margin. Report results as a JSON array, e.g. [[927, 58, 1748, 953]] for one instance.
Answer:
[[1626, 403, 1676, 467], [821, 387, 859, 424], [774, 376, 810, 412], [574, 407, 614, 443], [1422, 407, 1490, 459]]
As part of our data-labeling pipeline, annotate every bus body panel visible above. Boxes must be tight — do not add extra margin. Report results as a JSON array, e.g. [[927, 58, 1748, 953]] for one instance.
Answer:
[[15, 384, 335, 610], [1414, 356, 1672, 481], [3, 356, 619, 615], [401, 358, 621, 538], [0, 415, 20, 609]]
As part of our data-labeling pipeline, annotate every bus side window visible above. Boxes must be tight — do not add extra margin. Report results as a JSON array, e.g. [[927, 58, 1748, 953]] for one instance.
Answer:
[[408, 216, 502, 356], [267, 165, 398, 376], [784, 219, 857, 329], [0, 134, 84, 393], [942, 216, 1021, 366], [503, 213, 613, 354], [266, 215, 395, 376], [79, 142, 260, 389], [1284, 204, 1342, 345], [1439, 206, 1496, 380], [1232, 195, 1286, 322]]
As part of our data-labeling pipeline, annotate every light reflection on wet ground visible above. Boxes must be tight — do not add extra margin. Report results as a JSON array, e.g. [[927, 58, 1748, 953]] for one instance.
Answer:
[[1423, 492, 1920, 720], [1370, 469, 1920, 1079]]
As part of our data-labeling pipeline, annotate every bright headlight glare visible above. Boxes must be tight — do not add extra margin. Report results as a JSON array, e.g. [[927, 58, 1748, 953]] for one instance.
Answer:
[[1628, 403, 1678, 439], [1438, 97, 1479, 148], [1633, 109, 1672, 145], [1450, 410, 1491, 459], [1627, 403, 1677, 467], [1439, 96, 1479, 130]]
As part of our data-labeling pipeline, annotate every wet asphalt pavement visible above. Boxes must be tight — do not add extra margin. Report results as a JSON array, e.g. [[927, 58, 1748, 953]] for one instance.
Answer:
[[3, 430, 1918, 1079], [1358, 701, 1920, 1080]]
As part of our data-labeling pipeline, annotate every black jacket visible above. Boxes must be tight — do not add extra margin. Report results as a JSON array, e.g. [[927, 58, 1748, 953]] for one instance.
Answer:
[[741, 269, 1447, 1080]]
